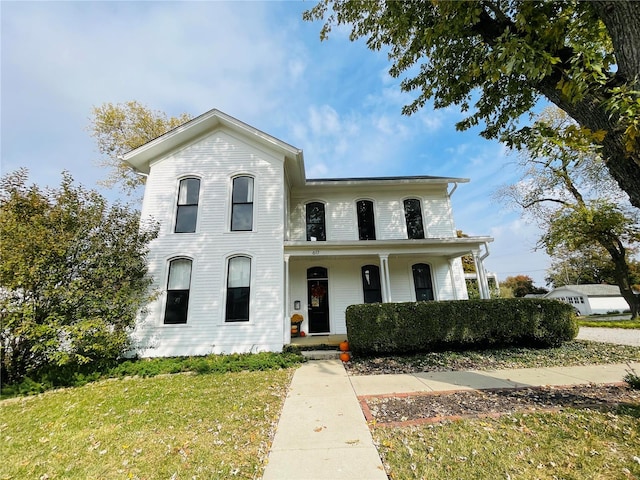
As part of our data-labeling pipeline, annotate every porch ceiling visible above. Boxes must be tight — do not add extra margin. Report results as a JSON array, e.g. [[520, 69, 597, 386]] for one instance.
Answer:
[[284, 237, 493, 259]]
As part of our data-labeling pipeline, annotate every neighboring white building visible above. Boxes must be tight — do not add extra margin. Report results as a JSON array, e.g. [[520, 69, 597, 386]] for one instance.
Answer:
[[545, 284, 629, 315], [123, 109, 494, 357]]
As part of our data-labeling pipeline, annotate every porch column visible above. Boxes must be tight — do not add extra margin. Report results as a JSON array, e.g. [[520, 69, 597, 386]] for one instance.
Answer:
[[284, 255, 291, 345], [472, 250, 490, 299], [379, 254, 391, 302], [447, 258, 459, 300]]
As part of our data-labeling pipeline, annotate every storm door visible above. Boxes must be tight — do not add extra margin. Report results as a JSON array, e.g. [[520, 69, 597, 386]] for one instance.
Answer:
[[307, 267, 330, 333]]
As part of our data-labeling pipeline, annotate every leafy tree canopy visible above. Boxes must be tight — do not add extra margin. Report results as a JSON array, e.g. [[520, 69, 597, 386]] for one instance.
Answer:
[[500, 275, 548, 297], [304, 1, 640, 209], [546, 244, 640, 289], [499, 106, 640, 317], [0, 170, 158, 383], [89, 101, 192, 193]]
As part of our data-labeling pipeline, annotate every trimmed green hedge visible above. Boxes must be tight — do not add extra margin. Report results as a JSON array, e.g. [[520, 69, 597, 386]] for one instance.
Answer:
[[345, 298, 578, 355]]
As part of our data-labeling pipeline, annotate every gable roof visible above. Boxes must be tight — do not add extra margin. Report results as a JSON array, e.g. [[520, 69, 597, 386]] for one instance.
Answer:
[[121, 108, 306, 184], [548, 284, 622, 297], [121, 108, 468, 189]]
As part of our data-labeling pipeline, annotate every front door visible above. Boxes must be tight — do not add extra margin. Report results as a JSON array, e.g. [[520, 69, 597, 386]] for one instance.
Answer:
[[307, 267, 329, 333]]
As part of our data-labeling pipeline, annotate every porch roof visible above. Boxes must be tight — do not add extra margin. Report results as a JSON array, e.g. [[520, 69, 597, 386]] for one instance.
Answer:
[[284, 236, 493, 259]]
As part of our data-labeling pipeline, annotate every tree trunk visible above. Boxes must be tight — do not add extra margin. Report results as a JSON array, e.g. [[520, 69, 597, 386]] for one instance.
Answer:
[[536, 1, 640, 210], [601, 240, 640, 319]]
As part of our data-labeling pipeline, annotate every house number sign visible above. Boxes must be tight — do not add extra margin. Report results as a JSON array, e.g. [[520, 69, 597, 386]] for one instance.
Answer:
[[311, 250, 320, 255]]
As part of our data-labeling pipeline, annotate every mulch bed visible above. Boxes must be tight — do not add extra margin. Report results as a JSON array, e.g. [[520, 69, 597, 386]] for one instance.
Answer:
[[360, 383, 640, 427]]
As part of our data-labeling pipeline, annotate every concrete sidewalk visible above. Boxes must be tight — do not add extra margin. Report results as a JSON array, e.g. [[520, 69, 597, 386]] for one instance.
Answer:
[[350, 361, 640, 397], [262, 359, 639, 480], [262, 359, 387, 480]]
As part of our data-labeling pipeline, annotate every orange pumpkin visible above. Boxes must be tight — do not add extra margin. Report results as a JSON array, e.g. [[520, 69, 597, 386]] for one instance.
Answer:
[[339, 340, 350, 352], [339, 352, 351, 362], [300, 331, 306, 337]]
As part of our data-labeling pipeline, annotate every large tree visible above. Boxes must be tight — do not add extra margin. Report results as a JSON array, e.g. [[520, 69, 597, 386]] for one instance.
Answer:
[[89, 101, 192, 193], [304, 1, 640, 208], [0, 170, 158, 383], [545, 244, 640, 289], [499, 107, 640, 318]]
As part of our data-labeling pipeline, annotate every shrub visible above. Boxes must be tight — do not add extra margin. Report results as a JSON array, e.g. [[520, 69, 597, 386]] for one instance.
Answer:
[[346, 298, 577, 355], [625, 366, 640, 390]]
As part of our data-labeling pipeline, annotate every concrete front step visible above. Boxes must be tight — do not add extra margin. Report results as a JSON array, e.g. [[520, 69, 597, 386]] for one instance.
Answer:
[[301, 350, 343, 360]]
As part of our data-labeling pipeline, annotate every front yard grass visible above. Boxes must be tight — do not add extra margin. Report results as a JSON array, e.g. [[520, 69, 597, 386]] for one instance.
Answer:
[[578, 317, 640, 329], [0, 369, 293, 480], [375, 406, 640, 479]]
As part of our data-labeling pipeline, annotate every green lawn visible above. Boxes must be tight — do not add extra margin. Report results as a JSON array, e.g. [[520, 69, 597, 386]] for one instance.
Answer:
[[0, 369, 293, 480], [375, 407, 640, 479], [578, 317, 640, 329]]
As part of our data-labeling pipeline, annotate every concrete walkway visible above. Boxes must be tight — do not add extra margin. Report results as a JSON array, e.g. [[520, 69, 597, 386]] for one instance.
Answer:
[[261, 359, 640, 479], [262, 359, 387, 480]]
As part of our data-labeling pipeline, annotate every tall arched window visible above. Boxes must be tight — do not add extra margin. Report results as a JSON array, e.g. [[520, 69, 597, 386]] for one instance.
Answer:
[[404, 199, 425, 239], [231, 176, 254, 231], [361, 265, 382, 303], [412, 263, 434, 301], [225, 256, 251, 322], [175, 178, 200, 233], [306, 202, 326, 241], [164, 258, 192, 324], [357, 200, 376, 240]]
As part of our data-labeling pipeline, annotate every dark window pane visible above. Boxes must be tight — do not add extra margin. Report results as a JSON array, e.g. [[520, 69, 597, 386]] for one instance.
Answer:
[[306, 202, 326, 241], [164, 290, 189, 324], [404, 199, 425, 239], [231, 204, 253, 231], [175, 205, 198, 233], [412, 263, 434, 301], [357, 200, 376, 240], [226, 287, 250, 322], [361, 265, 382, 303], [307, 267, 328, 279]]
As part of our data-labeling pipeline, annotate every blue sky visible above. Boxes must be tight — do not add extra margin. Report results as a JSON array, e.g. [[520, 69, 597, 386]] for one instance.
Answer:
[[1, 1, 551, 285]]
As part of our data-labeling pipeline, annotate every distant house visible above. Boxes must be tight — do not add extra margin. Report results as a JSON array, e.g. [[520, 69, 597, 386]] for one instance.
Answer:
[[122, 109, 494, 357], [545, 284, 629, 315]]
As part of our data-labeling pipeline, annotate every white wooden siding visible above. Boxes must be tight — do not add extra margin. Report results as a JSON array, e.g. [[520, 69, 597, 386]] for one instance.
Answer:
[[287, 254, 467, 336], [133, 128, 286, 357], [289, 186, 455, 241]]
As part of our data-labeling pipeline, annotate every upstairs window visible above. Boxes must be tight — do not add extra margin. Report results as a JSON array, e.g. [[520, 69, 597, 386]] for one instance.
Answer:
[[361, 265, 382, 303], [404, 199, 425, 239], [306, 202, 326, 241], [231, 176, 254, 231], [164, 258, 192, 324], [357, 200, 376, 240], [175, 178, 200, 233], [225, 256, 251, 322], [412, 263, 434, 301]]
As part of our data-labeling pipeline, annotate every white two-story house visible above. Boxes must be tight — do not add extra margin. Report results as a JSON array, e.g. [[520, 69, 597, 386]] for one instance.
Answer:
[[123, 109, 493, 357]]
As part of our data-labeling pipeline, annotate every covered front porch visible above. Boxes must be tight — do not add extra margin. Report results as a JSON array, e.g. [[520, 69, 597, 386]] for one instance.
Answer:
[[282, 237, 493, 344]]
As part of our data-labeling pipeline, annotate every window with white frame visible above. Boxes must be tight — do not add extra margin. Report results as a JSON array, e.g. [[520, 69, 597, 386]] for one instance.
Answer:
[[306, 202, 326, 241], [357, 200, 376, 240], [164, 258, 192, 324], [231, 176, 254, 231], [361, 265, 382, 303], [175, 178, 200, 233], [404, 198, 425, 239], [412, 263, 434, 301], [225, 256, 251, 322]]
